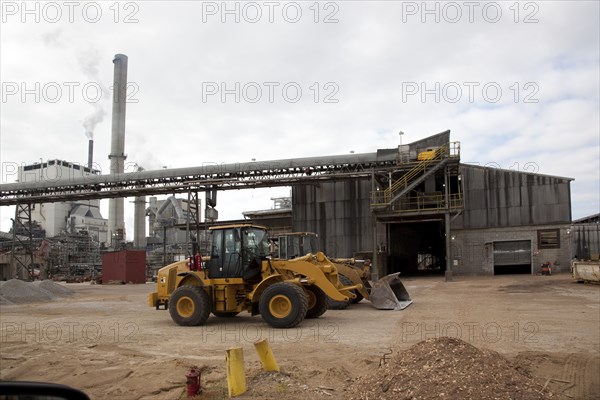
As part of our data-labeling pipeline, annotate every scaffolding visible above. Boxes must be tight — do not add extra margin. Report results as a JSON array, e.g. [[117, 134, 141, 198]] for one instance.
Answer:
[[45, 231, 102, 280]]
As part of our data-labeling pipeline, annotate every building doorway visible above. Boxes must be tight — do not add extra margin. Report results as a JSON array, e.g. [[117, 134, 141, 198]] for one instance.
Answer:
[[388, 221, 446, 276]]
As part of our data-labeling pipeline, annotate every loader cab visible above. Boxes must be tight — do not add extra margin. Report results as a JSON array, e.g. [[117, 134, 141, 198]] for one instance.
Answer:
[[206, 224, 270, 282], [278, 232, 318, 260]]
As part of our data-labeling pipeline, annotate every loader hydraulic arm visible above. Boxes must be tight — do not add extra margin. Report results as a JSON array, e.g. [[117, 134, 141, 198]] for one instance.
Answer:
[[273, 252, 360, 302]]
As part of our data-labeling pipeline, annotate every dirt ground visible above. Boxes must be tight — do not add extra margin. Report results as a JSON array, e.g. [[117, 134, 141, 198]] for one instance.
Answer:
[[0, 273, 598, 399]]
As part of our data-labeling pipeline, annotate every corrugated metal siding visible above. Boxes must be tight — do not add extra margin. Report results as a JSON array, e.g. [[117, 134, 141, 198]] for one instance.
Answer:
[[455, 165, 571, 229], [572, 223, 600, 259], [292, 179, 372, 258]]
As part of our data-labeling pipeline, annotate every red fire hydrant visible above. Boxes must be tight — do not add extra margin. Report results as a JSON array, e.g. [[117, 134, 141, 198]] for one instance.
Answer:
[[186, 368, 201, 397]]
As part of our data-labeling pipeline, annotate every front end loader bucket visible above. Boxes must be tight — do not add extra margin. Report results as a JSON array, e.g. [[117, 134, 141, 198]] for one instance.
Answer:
[[369, 272, 413, 310]]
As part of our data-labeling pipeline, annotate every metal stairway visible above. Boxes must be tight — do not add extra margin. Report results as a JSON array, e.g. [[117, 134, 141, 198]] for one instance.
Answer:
[[371, 145, 450, 209]]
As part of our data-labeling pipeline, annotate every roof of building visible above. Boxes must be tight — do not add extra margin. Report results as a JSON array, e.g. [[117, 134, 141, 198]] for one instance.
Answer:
[[21, 159, 100, 174], [242, 208, 292, 218], [573, 213, 600, 224], [70, 204, 104, 220]]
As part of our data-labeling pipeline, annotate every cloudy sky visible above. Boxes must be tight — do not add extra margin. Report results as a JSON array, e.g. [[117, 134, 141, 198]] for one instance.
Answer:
[[1, 0, 599, 236]]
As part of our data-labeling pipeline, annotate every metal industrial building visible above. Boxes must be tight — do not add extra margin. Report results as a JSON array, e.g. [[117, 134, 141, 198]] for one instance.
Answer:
[[292, 131, 574, 277], [571, 213, 600, 260], [0, 128, 581, 280]]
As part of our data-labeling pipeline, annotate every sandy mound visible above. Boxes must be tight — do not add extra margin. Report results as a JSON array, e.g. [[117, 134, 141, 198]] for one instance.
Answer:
[[348, 337, 548, 400]]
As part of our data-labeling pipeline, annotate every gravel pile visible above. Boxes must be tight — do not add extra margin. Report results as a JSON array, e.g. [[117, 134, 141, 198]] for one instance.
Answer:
[[348, 337, 549, 400], [34, 280, 74, 296], [0, 279, 73, 305], [0, 296, 14, 305]]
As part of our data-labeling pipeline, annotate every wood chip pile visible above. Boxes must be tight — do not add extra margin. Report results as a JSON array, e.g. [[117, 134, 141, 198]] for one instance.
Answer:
[[348, 337, 550, 400]]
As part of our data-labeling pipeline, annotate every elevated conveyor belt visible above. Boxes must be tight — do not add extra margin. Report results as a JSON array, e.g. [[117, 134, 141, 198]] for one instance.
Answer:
[[0, 151, 398, 205]]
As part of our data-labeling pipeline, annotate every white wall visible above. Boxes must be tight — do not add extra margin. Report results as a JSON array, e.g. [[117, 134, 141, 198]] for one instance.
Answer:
[[18, 161, 107, 241]]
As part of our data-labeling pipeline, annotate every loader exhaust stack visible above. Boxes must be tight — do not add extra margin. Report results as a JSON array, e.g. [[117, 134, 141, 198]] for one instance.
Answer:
[[369, 272, 413, 310]]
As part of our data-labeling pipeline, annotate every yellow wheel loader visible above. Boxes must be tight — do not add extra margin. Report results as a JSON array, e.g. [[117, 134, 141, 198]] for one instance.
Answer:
[[277, 232, 412, 310], [148, 224, 360, 329]]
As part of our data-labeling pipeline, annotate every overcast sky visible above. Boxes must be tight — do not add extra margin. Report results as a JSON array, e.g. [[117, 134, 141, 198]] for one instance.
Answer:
[[1, 0, 599, 236]]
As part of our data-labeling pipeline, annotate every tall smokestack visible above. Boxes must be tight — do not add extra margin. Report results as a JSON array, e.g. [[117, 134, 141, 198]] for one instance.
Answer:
[[133, 166, 146, 249], [87, 139, 93, 170], [133, 196, 146, 249], [108, 54, 128, 245]]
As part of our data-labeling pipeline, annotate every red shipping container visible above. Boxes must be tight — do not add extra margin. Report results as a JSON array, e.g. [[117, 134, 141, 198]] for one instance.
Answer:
[[102, 250, 146, 284]]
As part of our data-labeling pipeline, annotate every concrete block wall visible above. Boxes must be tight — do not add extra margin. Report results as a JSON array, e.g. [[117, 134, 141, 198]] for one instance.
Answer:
[[450, 224, 572, 275]]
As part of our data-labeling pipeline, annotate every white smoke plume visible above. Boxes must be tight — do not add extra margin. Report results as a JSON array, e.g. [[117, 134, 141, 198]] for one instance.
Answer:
[[82, 103, 106, 139], [78, 48, 108, 139], [41, 28, 63, 47]]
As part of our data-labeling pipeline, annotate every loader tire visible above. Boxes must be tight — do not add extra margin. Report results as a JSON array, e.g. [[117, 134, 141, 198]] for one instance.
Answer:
[[259, 282, 308, 329], [169, 285, 210, 326], [305, 285, 328, 319], [327, 275, 352, 310], [351, 291, 364, 304], [212, 312, 239, 318]]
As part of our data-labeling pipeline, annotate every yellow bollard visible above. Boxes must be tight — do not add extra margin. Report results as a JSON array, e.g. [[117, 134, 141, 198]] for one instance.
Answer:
[[253, 338, 280, 372], [226, 347, 247, 397]]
